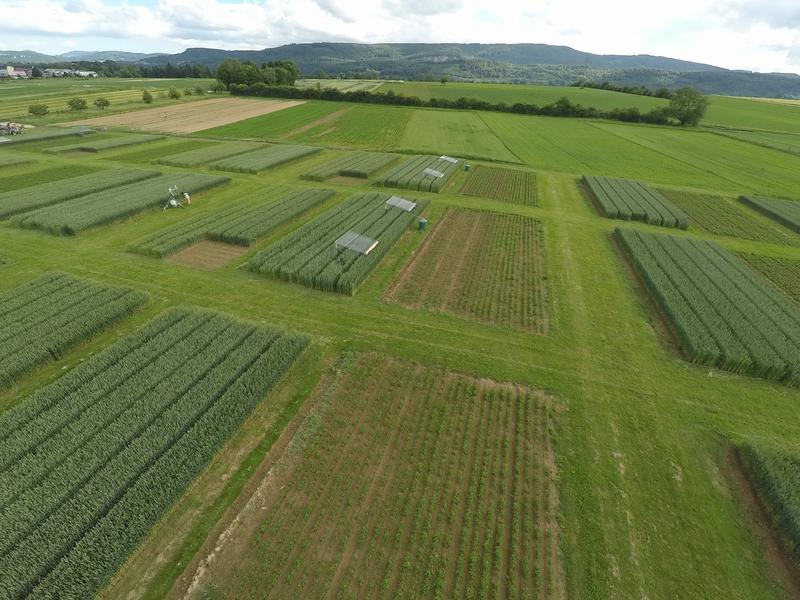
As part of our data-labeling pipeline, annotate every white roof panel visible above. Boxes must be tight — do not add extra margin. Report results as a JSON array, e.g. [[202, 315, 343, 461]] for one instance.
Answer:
[[335, 230, 379, 255], [385, 195, 417, 212], [423, 167, 444, 178], [439, 155, 458, 164]]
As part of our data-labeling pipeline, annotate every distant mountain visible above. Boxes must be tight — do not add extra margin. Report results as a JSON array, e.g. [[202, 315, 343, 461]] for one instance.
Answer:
[[59, 50, 165, 62], [0, 50, 61, 64]]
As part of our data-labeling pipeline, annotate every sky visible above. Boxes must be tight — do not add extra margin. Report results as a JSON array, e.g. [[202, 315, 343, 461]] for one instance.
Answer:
[[1, 0, 799, 73]]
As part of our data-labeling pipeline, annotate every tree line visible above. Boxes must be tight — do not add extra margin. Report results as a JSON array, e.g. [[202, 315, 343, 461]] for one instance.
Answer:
[[215, 59, 299, 88], [571, 79, 675, 99]]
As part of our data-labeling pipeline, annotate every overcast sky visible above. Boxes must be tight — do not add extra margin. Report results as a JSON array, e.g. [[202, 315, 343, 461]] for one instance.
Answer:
[[1, 0, 799, 73]]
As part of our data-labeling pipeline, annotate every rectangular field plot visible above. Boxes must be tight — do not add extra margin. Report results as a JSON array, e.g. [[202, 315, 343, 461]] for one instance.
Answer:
[[459, 166, 538, 205], [584, 176, 688, 229], [12, 173, 229, 235], [385, 208, 548, 333], [617, 228, 800, 385], [249, 192, 427, 294], [0, 168, 159, 219], [155, 141, 262, 168], [0, 126, 85, 146], [660, 189, 800, 245], [208, 144, 321, 174], [740, 195, 800, 235], [739, 254, 800, 306], [183, 354, 562, 600], [0, 164, 99, 193], [302, 151, 398, 181], [0, 152, 32, 168], [0, 308, 307, 599], [0, 272, 146, 388], [377, 154, 461, 192], [131, 185, 334, 257], [44, 133, 164, 154]]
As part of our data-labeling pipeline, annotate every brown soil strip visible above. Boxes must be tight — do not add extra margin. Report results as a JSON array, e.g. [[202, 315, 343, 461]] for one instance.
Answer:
[[166, 240, 248, 271], [724, 446, 800, 600], [60, 98, 305, 134], [279, 106, 352, 140]]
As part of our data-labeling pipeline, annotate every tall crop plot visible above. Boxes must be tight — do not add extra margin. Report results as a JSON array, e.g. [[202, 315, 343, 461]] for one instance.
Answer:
[[617, 228, 800, 384], [12, 173, 229, 235], [249, 192, 427, 294], [155, 141, 262, 167], [739, 254, 800, 306], [0, 308, 307, 599], [377, 154, 461, 192], [208, 144, 321, 174], [585, 176, 688, 229], [44, 134, 164, 154], [131, 185, 334, 257], [0, 272, 146, 388], [385, 208, 548, 333], [740, 195, 800, 235], [0, 168, 159, 218], [660, 189, 799, 246], [185, 354, 563, 600], [459, 165, 538, 205], [302, 151, 398, 181]]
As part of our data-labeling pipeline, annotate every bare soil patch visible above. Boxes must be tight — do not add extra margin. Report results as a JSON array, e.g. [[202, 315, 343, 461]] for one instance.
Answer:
[[280, 106, 352, 140], [166, 240, 248, 271], [60, 98, 305, 134]]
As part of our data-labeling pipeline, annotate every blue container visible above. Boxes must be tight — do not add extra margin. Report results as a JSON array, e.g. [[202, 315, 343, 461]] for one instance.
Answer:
[[418, 218, 428, 231]]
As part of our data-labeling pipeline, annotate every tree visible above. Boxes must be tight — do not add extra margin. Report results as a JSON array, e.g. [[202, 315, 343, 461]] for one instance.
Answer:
[[193, 85, 205, 96], [668, 87, 709, 126], [94, 97, 110, 110], [31, 67, 44, 78], [211, 81, 227, 93], [216, 58, 243, 89], [168, 87, 181, 99], [142, 90, 153, 104], [183, 87, 192, 96], [28, 104, 48, 116], [440, 75, 448, 85], [67, 97, 87, 111]]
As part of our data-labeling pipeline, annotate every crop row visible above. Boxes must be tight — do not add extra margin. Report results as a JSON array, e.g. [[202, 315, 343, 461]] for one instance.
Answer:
[[302, 151, 398, 181], [155, 141, 262, 167], [0, 168, 159, 219], [209, 144, 321, 174], [0, 127, 86, 146], [585, 175, 688, 229], [740, 195, 800, 235], [377, 154, 461, 193], [0, 153, 31, 168], [250, 192, 426, 294], [12, 173, 229, 235], [617, 228, 800, 384], [131, 185, 334, 257], [44, 134, 164, 154], [0, 272, 146, 389], [0, 308, 308, 599], [459, 165, 537, 205]]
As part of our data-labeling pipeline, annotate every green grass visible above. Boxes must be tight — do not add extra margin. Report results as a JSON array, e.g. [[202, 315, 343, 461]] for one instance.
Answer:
[[704, 95, 800, 134], [290, 104, 413, 149], [197, 101, 346, 140]]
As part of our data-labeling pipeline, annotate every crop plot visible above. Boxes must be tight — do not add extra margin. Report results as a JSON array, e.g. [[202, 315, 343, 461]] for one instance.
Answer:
[[584, 176, 689, 229], [0, 308, 307, 599], [131, 186, 334, 257], [0, 164, 98, 193], [0, 126, 85, 146], [740, 195, 800, 235], [44, 133, 164, 154], [459, 165, 538, 205], [12, 172, 229, 235], [377, 154, 461, 192], [660, 189, 800, 245], [0, 152, 32, 168], [386, 208, 548, 333], [155, 141, 262, 168], [208, 144, 321, 174], [0, 272, 146, 388], [0, 168, 159, 218], [291, 105, 412, 150], [250, 192, 426, 294], [617, 228, 800, 384], [739, 254, 800, 306], [302, 151, 398, 181], [183, 353, 562, 600], [166, 240, 249, 270]]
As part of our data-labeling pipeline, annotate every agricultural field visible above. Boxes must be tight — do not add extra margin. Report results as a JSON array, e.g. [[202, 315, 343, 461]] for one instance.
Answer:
[[182, 353, 562, 600], [43, 133, 163, 153], [716, 129, 800, 157], [154, 141, 262, 167], [385, 208, 548, 333], [0, 126, 86, 146], [250, 192, 426, 294], [131, 186, 334, 256], [377, 154, 462, 192], [0, 152, 32, 168], [298, 78, 384, 91], [0, 163, 99, 191], [617, 228, 800, 384], [290, 104, 413, 150], [740, 195, 800, 235], [739, 254, 800, 306], [302, 150, 398, 180], [109, 138, 216, 163], [584, 175, 689, 228], [0, 272, 145, 388], [0, 308, 307, 599], [459, 165, 538, 205], [208, 144, 321, 174]]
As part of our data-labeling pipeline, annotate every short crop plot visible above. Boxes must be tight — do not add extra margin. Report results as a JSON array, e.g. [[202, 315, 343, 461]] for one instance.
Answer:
[[377, 154, 461, 192], [739, 254, 800, 306], [44, 134, 164, 154], [131, 185, 334, 257], [13, 173, 229, 235], [459, 165, 538, 205], [0, 168, 159, 219], [0, 272, 146, 388], [585, 176, 688, 229], [250, 192, 427, 294], [660, 189, 799, 245], [208, 144, 321, 174], [385, 208, 548, 333], [184, 353, 563, 600], [0, 152, 32, 168], [302, 151, 398, 181], [617, 228, 800, 384], [155, 141, 262, 168], [740, 195, 800, 235], [166, 240, 249, 270], [0, 126, 85, 146], [0, 308, 307, 599]]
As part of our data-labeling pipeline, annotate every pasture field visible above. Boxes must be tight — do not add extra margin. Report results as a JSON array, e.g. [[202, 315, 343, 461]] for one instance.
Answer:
[[377, 154, 462, 192], [459, 165, 538, 205], [208, 144, 321, 174], [584, 176, 688, 228], [181, 353, 563, 600], [385, 208, 548, 333], [739, 254, 800, 306], [740, 195, 800, 235]]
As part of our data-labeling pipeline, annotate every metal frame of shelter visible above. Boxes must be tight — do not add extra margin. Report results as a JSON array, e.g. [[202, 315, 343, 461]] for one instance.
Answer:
[[385, 195, 417, 212], [334, 230, 379, 261], [422, 167, 445, 178]]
